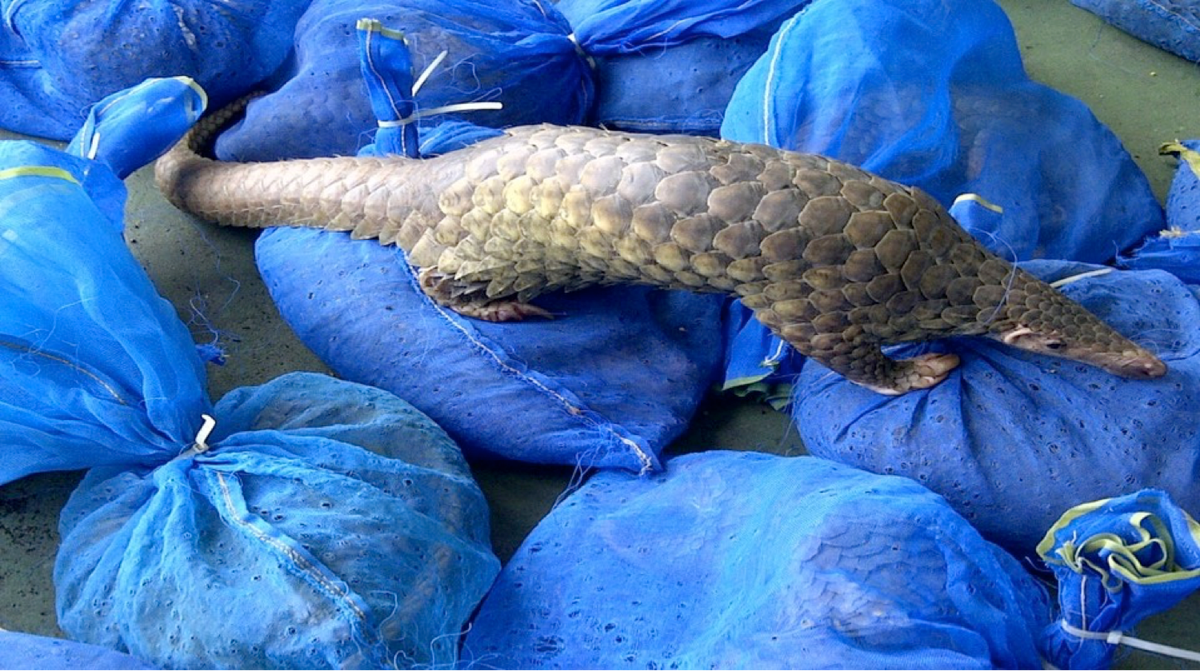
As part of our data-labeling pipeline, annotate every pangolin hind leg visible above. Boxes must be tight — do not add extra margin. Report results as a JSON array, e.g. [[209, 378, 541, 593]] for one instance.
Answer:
[[417, 268, 553, 322], [793, 333, 961, 395]]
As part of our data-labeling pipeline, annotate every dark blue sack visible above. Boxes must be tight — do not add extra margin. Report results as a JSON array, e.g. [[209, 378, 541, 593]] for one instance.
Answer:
[[0, 79, 499, 669], [215, 0, 593, 161], [0, 0, 303, 140], [464, 451, 1051, 669], [794, 260, 1200, 554], [1038, 490, 1200, 669], [1071, 0, 1200, 63], [0, 631, 154, 670], [1120, 140, 1200, 283], [256, 22, 725, 473], [558, 0, 810, 135]]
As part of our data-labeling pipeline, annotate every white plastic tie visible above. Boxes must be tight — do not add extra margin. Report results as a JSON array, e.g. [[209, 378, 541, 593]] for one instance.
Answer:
[[411, 50, 448, 96], [377, 101, 504, 128], [86, 131, 101, 160], [1050, 268, 1114, 288], [193, 414, 216, 453], [1059, 620, 1200, 663], [567, 33, 597, 70]]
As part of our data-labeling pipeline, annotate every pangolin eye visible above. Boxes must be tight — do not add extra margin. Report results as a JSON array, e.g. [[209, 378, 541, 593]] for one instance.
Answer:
[[1045, 341, 1065, 351]]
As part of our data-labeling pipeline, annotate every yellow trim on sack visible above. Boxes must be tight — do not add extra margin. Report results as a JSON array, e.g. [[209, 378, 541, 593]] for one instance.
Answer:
[[952, 193, 1005, 214], [356, 18, 406, 41], [1160, 141, 1200, 180], [0, 166, 80, 184], [1038, 495, 1200, 587]]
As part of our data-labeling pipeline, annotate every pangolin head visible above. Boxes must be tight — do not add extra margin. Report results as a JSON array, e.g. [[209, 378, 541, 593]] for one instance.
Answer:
[[979, 269, 1166, 379]]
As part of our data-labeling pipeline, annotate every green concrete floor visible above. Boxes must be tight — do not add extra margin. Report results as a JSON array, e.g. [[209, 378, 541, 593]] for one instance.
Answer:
[[1, 1, 1199, 667]]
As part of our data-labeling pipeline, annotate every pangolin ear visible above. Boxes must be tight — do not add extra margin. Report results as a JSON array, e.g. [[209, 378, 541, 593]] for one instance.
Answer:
[[999, 326, 1066, 352]]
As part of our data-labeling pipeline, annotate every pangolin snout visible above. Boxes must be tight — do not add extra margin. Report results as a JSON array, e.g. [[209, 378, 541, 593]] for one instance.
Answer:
[[1111, 353, 1167, 379]]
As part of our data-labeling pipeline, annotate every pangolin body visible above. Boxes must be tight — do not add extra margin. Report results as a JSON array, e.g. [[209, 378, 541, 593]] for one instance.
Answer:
[[155, 108, 1166, 394]]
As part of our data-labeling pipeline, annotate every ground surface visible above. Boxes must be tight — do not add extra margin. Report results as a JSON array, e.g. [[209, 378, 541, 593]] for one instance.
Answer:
[[1, 1, 1199, 668]]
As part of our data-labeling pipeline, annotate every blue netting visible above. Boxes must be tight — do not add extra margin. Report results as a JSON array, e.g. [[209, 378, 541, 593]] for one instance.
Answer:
[[463, 451, 1051, 670], [255, 23, 724, 473], [793, 260, 1200, 555], [0, 0, 303, 140], [56, 372, 499, 670], [557, 0, 811, 135], [1, 80, 499, 669], [1120, 140, 1200, 283], [1038, 490, 1200, 669], [214, 0, 593, 162], [1071, 0, 1200, 63], [0, 631, 155, 670]]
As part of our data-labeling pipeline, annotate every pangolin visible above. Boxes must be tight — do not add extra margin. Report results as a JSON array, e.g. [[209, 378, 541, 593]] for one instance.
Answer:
[[155, 102, 1166, 395]]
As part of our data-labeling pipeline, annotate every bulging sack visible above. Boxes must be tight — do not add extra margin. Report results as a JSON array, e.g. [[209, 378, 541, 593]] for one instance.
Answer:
[[215, 0, 593, 161], [464, 451, 1051, 669], [0, 0, 303, 140], [558, 0, 811, 135], [56, 373, 500, 670], [1120, 140, 1200, 283], [794, 260, 1200, 554]]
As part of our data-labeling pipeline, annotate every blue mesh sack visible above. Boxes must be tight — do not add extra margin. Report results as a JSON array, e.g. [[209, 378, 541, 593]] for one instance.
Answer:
[[462, 451, 1052, 670], [255, 22, 724, 473], [1120, 140, 1200, 283], [0, 0, 304, 140], [1071, 0, 1200, 63], [557, 0, 811, 136], [1038, 490, 1200, 669], [213, 0, 593, 162], [0, 81, 499, 668], [793, 259, 1200, 555], [722, 0, 1163, 264], [56, 372, 499, 670], [0, 631, 154, 670]]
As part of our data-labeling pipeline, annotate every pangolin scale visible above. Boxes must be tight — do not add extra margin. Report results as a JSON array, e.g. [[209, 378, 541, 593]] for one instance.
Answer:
[[155, 103, 1166, 394]]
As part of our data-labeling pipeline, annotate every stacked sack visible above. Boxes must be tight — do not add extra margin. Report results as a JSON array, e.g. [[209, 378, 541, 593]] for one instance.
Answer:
[[0, 78, 498, 669], [1121, 140, 1200, 283], [0, 0, 305, 140], [1071, 0, 1200, 63], [556, 0, 811, 135]]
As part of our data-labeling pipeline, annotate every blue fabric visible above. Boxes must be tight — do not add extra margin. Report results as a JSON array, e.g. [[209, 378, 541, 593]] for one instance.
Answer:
[[0, 143, 210, 485], [1, 84, 499, 669], [463, 451, 1051, 669], [558, 0, 810, 135], [0, 632, 155, 670], [1038, 490, 1200, 669], [215, 0, 593, 161], [257, 229, 724, 472], [794, 260, 1200, 555], [64, 77, 208, 180], [255, 24, 724, 473], [0, 0, 302, 140], [56, 372, 499, 670], [1120, 139, 1200, 283], [1071, 0, 1200, 63]]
